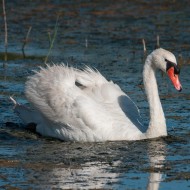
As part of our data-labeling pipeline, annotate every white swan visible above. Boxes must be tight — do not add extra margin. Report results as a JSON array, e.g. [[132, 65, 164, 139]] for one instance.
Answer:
[[11, 48, 182, 142]]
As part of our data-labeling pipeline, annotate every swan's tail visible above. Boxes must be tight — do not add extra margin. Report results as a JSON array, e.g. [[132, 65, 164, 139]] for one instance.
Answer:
[[10, 96, 17, 106], [10, 97, 40, 125]]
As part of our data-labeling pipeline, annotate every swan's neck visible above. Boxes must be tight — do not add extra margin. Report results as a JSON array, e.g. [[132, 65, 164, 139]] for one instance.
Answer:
[[143, 56, 167, 138]]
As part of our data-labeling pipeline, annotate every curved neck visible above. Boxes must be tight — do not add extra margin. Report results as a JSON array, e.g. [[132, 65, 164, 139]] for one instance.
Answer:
[[143, 56, 167, 138]]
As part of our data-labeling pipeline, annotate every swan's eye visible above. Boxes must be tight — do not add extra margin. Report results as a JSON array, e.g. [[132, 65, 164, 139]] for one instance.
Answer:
[[165, 59, 180, 75]]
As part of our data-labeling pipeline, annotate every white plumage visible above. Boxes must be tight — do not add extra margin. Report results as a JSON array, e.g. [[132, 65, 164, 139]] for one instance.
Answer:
[[11, 48, 182, 142]]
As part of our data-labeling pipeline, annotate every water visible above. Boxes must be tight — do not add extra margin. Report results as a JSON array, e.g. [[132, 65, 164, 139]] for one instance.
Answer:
[[0, 0, 190, 189]]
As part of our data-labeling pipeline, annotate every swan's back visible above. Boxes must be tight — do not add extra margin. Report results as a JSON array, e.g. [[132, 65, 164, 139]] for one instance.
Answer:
[[24, 65, 144, 141]]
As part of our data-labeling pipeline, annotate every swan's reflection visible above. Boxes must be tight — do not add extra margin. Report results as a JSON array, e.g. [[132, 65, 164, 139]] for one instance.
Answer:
[[22, 139, 166, 189], [146, 139, 166, 190]]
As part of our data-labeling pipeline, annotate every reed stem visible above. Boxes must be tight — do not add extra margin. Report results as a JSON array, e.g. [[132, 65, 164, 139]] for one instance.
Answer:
[[22, 26, 32, 58], [156, 35, 160, 49], [44, 15, 59, 63], [2, 0, 8, 62]]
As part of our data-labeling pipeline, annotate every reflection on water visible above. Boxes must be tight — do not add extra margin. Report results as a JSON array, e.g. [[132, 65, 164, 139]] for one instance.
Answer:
[[40, 140, 166, 190], [0, 134, 165, 189], [146, 140, 166, 190], [0, 0, 190, 189], [1, 131, 189, 189]]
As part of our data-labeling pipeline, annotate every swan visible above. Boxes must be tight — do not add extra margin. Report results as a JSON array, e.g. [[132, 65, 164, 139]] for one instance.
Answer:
[[11, 48, 182, 142]]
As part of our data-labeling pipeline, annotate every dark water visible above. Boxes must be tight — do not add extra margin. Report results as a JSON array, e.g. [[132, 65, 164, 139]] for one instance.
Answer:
[[0, 0, 190, 189]]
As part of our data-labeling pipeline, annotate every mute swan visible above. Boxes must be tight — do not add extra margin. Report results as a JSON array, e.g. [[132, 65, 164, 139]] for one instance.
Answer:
[[11, 48, 182, 142]]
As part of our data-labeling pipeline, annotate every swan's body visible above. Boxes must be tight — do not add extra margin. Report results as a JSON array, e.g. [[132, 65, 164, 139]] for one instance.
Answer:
[[11, 48, 182, 142]]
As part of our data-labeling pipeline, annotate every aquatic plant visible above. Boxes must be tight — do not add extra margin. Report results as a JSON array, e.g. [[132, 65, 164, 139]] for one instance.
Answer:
[[44, 15, 59, 63]]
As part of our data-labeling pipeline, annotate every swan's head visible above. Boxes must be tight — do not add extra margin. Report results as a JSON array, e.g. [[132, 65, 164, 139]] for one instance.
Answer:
[[150, 48, 182, 91]]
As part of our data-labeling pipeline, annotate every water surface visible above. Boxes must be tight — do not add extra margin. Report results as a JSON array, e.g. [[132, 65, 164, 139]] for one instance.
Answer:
[[0, 0, 190, 189]]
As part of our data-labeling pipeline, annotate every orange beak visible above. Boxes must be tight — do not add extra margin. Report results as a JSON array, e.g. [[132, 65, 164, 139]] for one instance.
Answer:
[[167, 67, 182, 91]]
